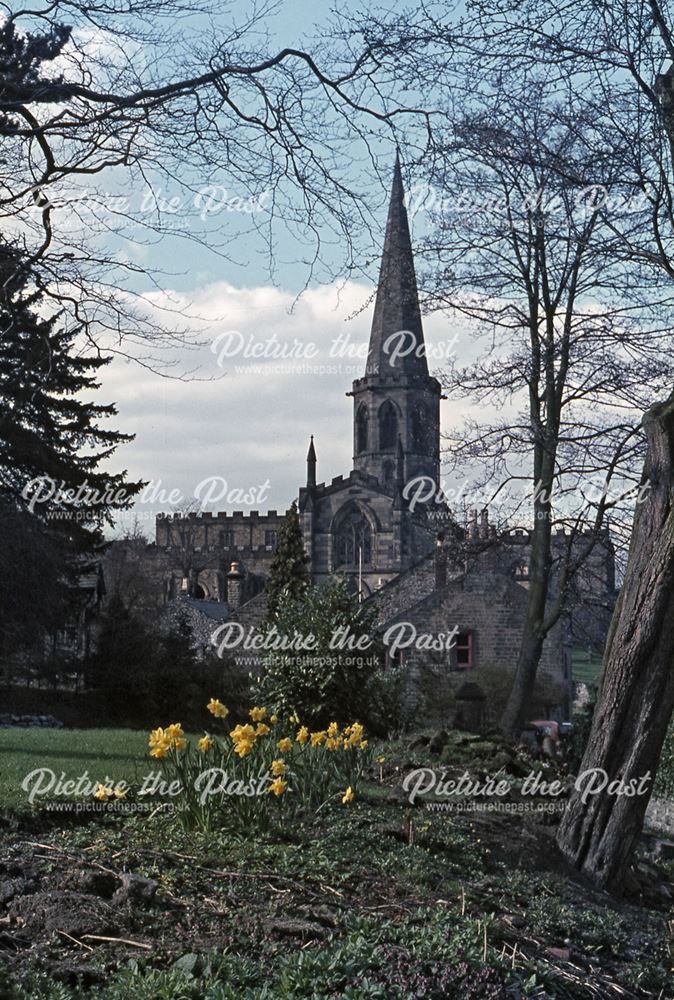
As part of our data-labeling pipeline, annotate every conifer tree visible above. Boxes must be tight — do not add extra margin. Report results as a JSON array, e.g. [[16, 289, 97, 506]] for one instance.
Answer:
[[0, 248, 142, 548], [265, 500, 310, 616]]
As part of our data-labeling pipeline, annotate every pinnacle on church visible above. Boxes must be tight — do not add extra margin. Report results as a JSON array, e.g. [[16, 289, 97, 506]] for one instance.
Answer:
[[306, 434, 317, 488], [367, 154, 429, 379]]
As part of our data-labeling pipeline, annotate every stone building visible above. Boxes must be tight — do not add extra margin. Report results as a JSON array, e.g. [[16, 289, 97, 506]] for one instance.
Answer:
[[144, 157, 616, 722]]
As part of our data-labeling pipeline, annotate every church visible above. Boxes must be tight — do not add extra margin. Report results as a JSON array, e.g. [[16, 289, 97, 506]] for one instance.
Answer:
[[149, 159, 616, 724]]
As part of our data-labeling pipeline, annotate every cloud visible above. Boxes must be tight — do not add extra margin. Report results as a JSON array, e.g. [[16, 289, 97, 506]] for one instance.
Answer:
[[97, 278, 476, 536]]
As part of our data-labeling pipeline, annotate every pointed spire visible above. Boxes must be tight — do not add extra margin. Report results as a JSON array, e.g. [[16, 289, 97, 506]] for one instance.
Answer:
[[306, 434, 316, 488], [366, 156, 428, 379]]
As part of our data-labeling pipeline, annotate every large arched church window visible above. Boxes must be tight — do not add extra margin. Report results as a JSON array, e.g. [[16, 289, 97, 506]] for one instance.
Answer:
[[379, 400, 398, 450], [356, 405, 369, 454], [334, 510, 373, 567]]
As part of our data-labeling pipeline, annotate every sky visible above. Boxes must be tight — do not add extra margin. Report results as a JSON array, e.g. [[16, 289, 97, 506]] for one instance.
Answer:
[[44, 0, 479, 536]]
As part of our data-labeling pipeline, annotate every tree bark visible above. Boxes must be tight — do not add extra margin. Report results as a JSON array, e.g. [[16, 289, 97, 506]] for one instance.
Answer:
[[556, 393, 674, 891]]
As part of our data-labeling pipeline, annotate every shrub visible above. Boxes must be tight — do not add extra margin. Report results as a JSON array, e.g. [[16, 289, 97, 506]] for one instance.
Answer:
[[256, 579, 384, 727]]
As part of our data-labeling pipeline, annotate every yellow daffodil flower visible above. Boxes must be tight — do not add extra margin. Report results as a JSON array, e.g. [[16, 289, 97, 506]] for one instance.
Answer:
[[255, 723, 270, 737], [268, 777, 288, 796], [296, 726, 309, 745], [277, 737, 292, 753], [342, 786, 355, 804], [207, 698, 229, 718], [198, 735, 213, 753], [94, 784, 112, 801], [310, 731, 327, 747], [249, 706, 267, 722], [271, 759, 286, 776]]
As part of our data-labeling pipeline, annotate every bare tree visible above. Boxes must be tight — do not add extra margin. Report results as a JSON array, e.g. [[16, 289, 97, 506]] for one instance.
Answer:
[[428, 92, 674, 736], [339, 0, 674, 734], [2, 1, 421, 369]]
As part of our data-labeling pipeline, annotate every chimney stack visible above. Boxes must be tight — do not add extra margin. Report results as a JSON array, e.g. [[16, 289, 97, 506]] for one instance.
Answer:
[[435, 533, 447, 589], [226, 561, 244, 609]]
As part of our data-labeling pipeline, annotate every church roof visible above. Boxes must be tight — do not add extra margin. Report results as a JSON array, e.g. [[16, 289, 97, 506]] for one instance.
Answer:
[[367, 155, 428, 379]]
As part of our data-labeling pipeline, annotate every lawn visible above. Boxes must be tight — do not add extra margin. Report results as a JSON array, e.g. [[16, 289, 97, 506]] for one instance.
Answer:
[[0, 727, 149, 812], [571, 647, 603, 685]]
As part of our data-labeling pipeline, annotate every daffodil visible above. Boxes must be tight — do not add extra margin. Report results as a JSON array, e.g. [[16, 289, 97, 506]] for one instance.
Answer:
[[359, 740, 369, 751], [310, 731, 326, 747], [376, 755, 386, 764], [230, 723, 256, 742], [277, 737, 292, 753], [296, 726, 309, 745], [249, 706, 267, 722], [346, 722, 364, 746], [198, 735, 213, 753], [207, 698, 229, 718], [271, 759, 286, 776], [342, 786, 355, 804], [148, 727, 171, 758], [268, 777, 288, 796], [288, 714, 299, 725], [234, 739, 255, 758], [255, 722, 270, 737], [94, 784, 112, 801], [113, 787, 127, 800], [270, 714, 278, 725], [327, 721, 339, 737]]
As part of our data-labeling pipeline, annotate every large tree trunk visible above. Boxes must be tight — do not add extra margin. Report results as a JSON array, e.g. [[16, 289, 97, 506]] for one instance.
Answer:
[[556, 394, 674, 891]]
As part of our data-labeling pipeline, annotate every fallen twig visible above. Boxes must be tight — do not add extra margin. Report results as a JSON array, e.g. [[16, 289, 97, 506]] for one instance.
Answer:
[[81, 934, 152, 950], [56, 930, 94, 952]]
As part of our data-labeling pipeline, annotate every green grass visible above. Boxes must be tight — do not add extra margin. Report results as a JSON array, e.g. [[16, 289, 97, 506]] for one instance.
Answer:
[[0, 727, 149, 811], [571, 647, 603, 684]]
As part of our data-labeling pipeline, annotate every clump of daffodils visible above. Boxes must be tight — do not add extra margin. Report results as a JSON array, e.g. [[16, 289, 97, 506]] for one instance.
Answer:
[[145, 700, 372, 830], [148, 723, 187, 758]]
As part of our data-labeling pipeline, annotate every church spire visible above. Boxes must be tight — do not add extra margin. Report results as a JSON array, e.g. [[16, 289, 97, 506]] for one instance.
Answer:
[[367, 154, 428, 379]]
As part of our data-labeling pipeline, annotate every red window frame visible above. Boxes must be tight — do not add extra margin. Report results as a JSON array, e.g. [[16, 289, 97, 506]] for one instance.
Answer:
[[455, 630, 473, 669]]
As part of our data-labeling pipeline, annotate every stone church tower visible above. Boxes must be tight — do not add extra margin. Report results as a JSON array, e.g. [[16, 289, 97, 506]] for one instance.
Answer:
[[350, 154, 442, 489], [297, 157, 446, 596], [154, 157, 450, 601]]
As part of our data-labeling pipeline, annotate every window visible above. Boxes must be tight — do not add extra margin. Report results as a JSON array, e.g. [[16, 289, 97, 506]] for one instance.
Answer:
[[379, 400, 398, 450], [220, 529, 234, 548], [382, 460, 395, 485], [334, 511, 372, 567], [356, 405, 369, 454], [265, 530, 277, 551], [454, 631, 473, 669]]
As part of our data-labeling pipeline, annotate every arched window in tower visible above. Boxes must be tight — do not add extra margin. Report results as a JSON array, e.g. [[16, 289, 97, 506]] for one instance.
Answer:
[[334, 510, 372, 567], [382, 460, 395, 485], [356, 405, 369, 454], [379, 400, 398, 451]]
